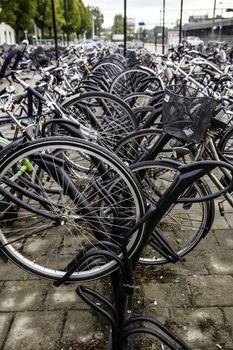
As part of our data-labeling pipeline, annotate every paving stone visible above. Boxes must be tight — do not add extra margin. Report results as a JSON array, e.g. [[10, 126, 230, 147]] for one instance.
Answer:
[[143, 277, 191, 307], [212, 215, 230, 229], [166, 249, 209, 275], [190, 230, 220, 252], [221, 307, 233, 348], [45, 281, 101, 310], [0, 313, 13, 349], [0, 280, 49, 311], [169, 307, 227, 348], [187, 275, 233, 307], [224, 307, 233, 327], [45, 284, 88, 310], [3, 311, 64, 350], [142, 306, 170, 325], [207, 249, 233, 274], [214, 229, 233, 249], [195, 348, 232, 350], [0, 260, 39, 281], [225, 213, 233, 228], [62, 310, 96, 346], [0, 282, 5, 291]]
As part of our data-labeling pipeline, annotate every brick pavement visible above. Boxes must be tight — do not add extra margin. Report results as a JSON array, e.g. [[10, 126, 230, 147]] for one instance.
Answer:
[[0, 202, 232, 350]]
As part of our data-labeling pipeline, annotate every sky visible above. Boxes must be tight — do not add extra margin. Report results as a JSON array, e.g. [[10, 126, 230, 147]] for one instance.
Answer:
[[83, 0, 233, 29]]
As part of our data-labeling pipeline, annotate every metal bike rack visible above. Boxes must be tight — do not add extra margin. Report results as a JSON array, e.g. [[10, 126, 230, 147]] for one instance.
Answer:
[[53, 206, 191, 350], [53, 160, 232, 349]]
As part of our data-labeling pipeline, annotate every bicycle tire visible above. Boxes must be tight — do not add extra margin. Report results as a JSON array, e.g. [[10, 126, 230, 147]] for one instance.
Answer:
[[130, 160, 215, 265], [0, 48, 22, 78], [123, 93, 154, 109], [217, 125, 233, 164], [115, 129, 174, 165], [109, 68, 155, 97], [92, 62, 123, 82], [61, 91, 138, 149], [0, 137, 146, 281]]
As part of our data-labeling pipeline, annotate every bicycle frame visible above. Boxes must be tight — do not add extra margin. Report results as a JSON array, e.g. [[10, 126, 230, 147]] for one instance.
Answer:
[[194, 134, 233, 208]]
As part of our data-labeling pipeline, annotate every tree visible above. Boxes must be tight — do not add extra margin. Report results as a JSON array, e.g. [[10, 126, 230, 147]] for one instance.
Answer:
[[87, 7, 104, 37], [34, 0, 50, 38], [112, 14, 123, 34], [61, 0, 81, 42], [0, 0, 17, 28], [0, 0, 91, 42], [0, 0, 36, 41], [76, 0, 91, 39]]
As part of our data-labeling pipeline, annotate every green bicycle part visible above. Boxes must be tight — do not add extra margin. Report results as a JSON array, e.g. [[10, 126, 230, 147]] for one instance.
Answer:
[[0, 137, 11, 146], [20, 158, 34, 173], [0, 158, 34, 191]]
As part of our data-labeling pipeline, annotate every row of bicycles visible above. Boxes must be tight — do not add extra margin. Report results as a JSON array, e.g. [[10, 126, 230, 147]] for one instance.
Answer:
[[0, 40, 233, 349]]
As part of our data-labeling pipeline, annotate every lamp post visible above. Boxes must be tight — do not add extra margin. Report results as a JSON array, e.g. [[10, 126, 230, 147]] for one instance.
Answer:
[[218, 1, 223, 42], [92, 15, 96, 39], [123, 0, 127, 57], [24, 30, 28, 41], [179, 0, 183, 43], [162, 0, 165, 54], [212, 0, 217, 37], [51, 0, 58, 60]]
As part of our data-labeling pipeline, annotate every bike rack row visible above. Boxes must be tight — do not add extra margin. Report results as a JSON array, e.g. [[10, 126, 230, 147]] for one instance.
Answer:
[[52, 160, 233, 349], [54, 240, 191, 350]]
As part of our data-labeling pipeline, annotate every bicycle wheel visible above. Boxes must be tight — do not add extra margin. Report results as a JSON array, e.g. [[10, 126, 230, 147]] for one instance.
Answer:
[[115, 129, 174, 165], [0, 137, 146, 281], [92, 62, 124, 82], [61, 91, 138, 149], [217, 125, 233, 164], [130, 161, 215, 265], [123, 93, 154, 109], [109, 68, 154, 97]]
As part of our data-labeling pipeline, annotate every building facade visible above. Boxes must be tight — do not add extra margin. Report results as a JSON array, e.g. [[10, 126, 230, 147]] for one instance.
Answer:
[[182, 16, 233, 45], [0, 22, 16, 45]]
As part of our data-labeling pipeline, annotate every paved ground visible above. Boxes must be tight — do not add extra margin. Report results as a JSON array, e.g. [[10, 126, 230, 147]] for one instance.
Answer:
[[0, 201, 233, 350]]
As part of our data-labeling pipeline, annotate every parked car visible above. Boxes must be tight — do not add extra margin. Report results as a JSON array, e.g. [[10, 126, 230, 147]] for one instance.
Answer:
[[182, 36, 204, 47], [75, 39, 96, 49]]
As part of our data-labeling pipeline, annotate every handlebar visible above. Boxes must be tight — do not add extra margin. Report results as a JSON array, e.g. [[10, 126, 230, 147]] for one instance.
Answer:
[[190, 57, 222, 74]]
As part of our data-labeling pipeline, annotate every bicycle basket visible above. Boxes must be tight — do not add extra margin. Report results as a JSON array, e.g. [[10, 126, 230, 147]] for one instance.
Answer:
[[162, 85, 218, 143]]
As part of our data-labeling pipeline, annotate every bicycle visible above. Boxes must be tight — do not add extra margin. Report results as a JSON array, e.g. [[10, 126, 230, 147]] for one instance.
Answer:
[[114, 84, 233, 264]]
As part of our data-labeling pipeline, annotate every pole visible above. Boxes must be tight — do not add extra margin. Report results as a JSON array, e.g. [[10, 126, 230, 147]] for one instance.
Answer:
[[92, 15, 95, 39], [123, 0, 127, 57], [155, 30, 157, 51], [162, 0, 165, 54], [179, 0, 183, 43], [51, 0, 59, 60], [64, 0, 69, 44], [212, 0, 217, 37], [219, 2, 223, 42]]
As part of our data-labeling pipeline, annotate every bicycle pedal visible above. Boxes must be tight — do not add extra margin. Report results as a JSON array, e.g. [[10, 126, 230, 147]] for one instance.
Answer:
[[218, 202, 225, 216]]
